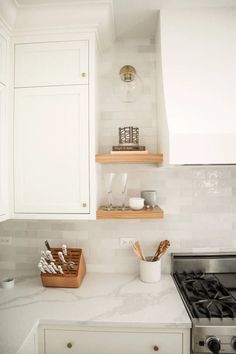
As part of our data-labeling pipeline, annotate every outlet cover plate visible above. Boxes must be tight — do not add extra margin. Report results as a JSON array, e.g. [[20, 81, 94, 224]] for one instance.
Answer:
[[0, 237, 12, 246], [120, 238, 136, 248]]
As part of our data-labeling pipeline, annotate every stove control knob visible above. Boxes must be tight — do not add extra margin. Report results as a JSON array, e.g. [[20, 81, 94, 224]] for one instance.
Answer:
[[206, 337, 221, 354], [232, 337, 236, 350]]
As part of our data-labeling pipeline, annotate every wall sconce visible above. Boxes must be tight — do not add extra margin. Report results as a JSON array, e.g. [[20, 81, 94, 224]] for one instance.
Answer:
[[117, 65, 143, 103]]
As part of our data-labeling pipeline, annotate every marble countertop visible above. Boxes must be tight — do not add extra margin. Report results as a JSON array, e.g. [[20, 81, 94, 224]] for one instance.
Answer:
[[0, 273, 191, 354]]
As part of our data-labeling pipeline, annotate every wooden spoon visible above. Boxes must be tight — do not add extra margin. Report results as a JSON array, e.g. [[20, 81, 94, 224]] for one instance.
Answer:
[[151, 241, 164, 261], [132, 244, 143, 260], [152, 240, 170, 262], [133, 241, 146, 261]]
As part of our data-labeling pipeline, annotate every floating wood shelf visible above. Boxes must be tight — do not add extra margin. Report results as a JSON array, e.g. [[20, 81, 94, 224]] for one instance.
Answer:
[[96, 206, 164, 219], [95, 153, 163, 164]]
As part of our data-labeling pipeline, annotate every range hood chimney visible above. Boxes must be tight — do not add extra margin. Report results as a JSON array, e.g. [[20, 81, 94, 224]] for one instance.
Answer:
[[156, 8, 236, 164]]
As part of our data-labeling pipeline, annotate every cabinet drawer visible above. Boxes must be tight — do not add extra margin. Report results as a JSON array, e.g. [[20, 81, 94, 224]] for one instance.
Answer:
[[44, 329, 182, 354], [15, 41, 88, 87]]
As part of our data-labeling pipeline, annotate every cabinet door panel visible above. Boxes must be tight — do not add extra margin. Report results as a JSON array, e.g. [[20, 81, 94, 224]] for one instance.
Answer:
[[14, 86, 89, 214], [15, 41, 88, 87], [45, 330, 182, 354], [0, 84, 7, 217]]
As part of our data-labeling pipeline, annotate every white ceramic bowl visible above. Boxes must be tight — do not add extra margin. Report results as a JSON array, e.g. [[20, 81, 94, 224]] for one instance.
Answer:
[[129, 197, 144, 210]]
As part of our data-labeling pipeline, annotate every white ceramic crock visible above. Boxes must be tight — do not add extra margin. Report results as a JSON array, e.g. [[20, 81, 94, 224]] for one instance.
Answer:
[[139, 257, 161, 283]]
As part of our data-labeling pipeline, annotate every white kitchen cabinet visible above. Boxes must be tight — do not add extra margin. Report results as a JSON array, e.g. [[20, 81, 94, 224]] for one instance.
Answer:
[[0, 83, 8, 220], [14, 85, 90, 214], [13, 33, 98, 219], [0, 32, 7, 85], [15, 41, 89, 87], [44, 329, 183, 354], [0, 25, 9, 222]]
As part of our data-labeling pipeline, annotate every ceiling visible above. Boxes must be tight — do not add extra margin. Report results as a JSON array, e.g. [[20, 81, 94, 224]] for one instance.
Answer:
[[14, 0, 236, 38]]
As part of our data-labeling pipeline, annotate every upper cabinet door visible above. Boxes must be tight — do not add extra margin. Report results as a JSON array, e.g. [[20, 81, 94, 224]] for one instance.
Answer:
[[15, 41, 89, 87], [14, 85, 89, 214]]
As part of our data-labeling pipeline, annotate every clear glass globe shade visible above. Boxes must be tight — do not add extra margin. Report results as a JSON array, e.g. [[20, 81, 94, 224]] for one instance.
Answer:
[[116, 75, 143, 103]]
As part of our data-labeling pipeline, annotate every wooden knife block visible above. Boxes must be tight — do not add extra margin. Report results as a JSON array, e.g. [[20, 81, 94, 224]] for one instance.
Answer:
[[41, 248, 86, 288]]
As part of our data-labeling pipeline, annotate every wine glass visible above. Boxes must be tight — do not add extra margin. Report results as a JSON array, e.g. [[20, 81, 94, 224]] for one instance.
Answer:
[[104, 173, 115, 210], [120, 173, 128, 210]]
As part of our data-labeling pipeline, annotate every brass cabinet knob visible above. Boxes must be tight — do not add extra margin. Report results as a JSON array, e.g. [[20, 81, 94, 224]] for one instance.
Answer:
[[153, 345, 159, 351], [81, 72, 86, 77], [67, 342, 72, 348], [82, 203, 87, 207]]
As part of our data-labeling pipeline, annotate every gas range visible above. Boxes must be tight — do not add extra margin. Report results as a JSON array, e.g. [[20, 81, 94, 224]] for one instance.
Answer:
[[172, 253, 236, 354]]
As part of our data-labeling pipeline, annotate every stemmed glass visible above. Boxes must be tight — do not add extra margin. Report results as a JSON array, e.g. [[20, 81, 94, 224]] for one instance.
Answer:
[[120, 173, 128, 210], [104, 173, 115, 210]]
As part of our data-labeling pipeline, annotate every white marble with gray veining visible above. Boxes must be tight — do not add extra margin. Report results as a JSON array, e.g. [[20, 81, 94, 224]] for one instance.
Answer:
[[0, 273, 191, 354]]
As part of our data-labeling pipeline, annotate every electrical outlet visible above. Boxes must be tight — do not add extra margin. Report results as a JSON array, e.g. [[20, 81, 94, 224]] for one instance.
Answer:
[[120, 238, 136, 248], [0, 237, 12, 246]]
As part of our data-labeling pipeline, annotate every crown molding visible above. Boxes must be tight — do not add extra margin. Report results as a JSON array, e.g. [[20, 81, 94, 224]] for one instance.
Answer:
[[0, 0, 18, 30], [13, 1, 114, 48], [14, 0, 113, 8], [1, 1, 115, 48], [12, 25, 103, 51], [0, 15, 12, 34]]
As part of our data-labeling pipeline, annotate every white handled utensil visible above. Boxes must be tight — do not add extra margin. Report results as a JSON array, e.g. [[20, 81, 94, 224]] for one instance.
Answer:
[[62, 244, 67, 256], [38, 263, 46, 273], [46, 250, 55, 262], [58, 265, 64, 274], [58, 251, 66, 263]]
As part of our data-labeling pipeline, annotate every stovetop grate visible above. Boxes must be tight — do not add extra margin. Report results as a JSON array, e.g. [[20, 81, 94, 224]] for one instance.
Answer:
[[174, 271, 236, 319]]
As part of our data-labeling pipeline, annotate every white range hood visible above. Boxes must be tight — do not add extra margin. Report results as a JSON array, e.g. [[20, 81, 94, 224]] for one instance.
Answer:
[[156, 8, 236, 164]]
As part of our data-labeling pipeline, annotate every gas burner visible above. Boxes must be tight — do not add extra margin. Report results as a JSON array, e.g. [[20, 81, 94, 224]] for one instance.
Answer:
[[193, 297, 236, 319], [174, 271, 236, 319]]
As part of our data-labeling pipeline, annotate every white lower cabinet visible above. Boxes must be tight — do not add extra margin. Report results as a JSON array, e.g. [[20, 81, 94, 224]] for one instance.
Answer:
[[43, 329, 185, 354], [14, 85, 90, 215]]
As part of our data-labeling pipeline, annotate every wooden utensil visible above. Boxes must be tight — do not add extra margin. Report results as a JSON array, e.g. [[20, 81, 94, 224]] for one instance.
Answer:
[[132, 244, 143, 260], [156, 241, 170, 260], [152, 240, 170, 262], [151, 241, 164, 261], [133, 241, 146, 261]]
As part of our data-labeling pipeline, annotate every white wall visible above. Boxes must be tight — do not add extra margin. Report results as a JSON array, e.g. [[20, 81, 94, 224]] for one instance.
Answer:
[[159, 8, 236, 164]]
